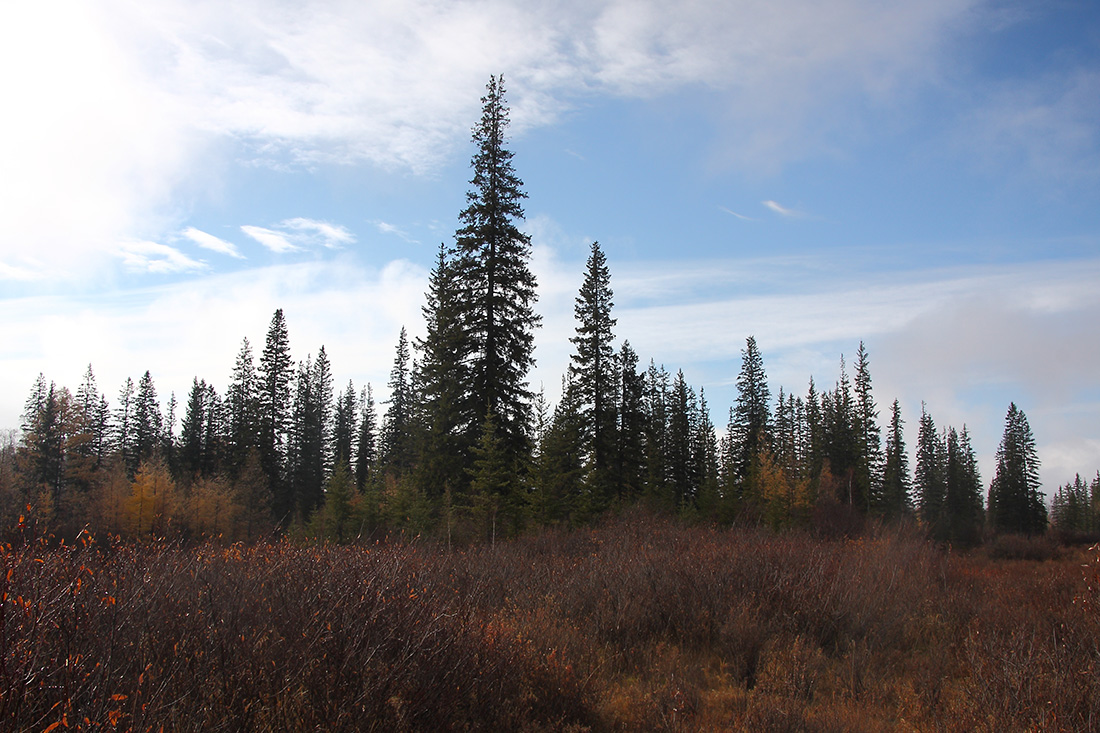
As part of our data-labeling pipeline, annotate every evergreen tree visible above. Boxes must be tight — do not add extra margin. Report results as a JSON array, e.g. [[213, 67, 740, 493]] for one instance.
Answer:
[[643, 361, 670, 504], [825, 356, 858, 506], [381, 327, 415, 473], [731, 336, 771, 502], [225, 338, 260, 479], [915, 404, 947, 537], [19, 375, 67, 501], [803, 377, 825, 490], [945, 425, 984, 544], [333, 380, 358, 472], [568, 240, 618, 510], [693, 388, 721, 516], [133, 371, 162, 467], [415, 244, 475, 496], [179, 378, 209, 481], [666, 370, 697, 511], [258, 309, 294, 520], [468, 410, 525, 542], [288, 347, 332, 520], [988, 402, 1045, 535], [452, 75, 540, 462], [532, 376, 584, 525], [70, 365, 109, 489], [880, 399, 911, 519], [114, 377, 136, 476], [615, 341, 646, 502], [853, 342, 882, 513], [355, 384, 379, 492]]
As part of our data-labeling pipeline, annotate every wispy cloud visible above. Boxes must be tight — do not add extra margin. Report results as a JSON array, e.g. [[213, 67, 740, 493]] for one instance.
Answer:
[[720, 206, 757, 221], [282, 218, 356, 248], [182, 227, 244, 259], [241, 219, 355, 253], [763, 200, 806, 218], [372, 220, 418, 244], [116, 241, 207, 274], [241, 226, 300, 253]]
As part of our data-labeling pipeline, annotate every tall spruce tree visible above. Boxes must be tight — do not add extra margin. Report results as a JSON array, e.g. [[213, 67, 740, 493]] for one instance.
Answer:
[[731, 336, 771, 502], [133, 371, 162, 467], [225, 338, 260, 480], [615, 341, 646, 502], [880, 399, 911, 519], [381, 327, 416, 473], [988, 402, 1045, 535], [945, 426, 983, 544], [333, 380, 357, 472], [853, 342, 882, 513], [915, 404, 947, 537], [355, 384, 379, 491], [415, 244, 473, 495], [568, 240, 618, 509], [452, 75, 540, 462], [258, 309, 294, 521]]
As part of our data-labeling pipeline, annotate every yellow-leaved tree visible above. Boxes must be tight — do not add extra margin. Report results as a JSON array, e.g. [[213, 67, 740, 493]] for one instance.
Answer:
[[126, 457, 177, 539]]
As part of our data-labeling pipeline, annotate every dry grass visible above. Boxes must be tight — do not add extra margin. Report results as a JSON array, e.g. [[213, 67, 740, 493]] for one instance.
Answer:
[[3, 514, 1098, 731]]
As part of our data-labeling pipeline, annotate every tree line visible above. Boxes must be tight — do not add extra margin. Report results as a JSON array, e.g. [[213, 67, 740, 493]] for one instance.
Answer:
[[2, 76, 1079, 545]]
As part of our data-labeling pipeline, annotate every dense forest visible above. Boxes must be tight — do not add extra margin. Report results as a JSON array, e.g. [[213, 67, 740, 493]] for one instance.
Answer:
[[2, 77, 1093, 548]]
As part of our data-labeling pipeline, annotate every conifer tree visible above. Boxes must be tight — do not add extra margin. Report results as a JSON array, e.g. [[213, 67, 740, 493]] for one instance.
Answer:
[[70, 365, 109, 488], [19, 375, 67, 500], [355, 384, 378, 491], [468, 410, 525, 541], [615, 342, 646, 502], [667, 370, 697, 511], [945, 426, 984, 544], [825, 356, 858, 505], [225, 338, 260, 479], [643, 361, 670, 503], [915, 404, 947, 537], [114, 377, 136, 476], [333, 380, 358, 472], [569, 240, 618, 510], [179, 378, 210, 482], [258, 309, 293, 519], [988, 402, 1045, 535], [533, 376, 585, 525], [853, 342, 882, 513], [880, 399, 911, 519], [731, 336, 771, 501], [133, 371, 162, 467], [414, 245, 472, 495], [381, 328, 415, 473], [452, 75, 540, 462]]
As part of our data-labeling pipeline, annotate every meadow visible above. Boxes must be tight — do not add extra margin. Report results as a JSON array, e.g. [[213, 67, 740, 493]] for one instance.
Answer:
[[2, 513, 1097, 731]]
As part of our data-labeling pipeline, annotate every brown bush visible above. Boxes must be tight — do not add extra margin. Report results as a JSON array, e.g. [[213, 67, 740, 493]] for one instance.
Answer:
[[3, 514, 1099, 731]]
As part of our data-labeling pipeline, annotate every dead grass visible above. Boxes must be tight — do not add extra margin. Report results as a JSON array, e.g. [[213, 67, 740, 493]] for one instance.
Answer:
[[3, 514, 1098, 731]]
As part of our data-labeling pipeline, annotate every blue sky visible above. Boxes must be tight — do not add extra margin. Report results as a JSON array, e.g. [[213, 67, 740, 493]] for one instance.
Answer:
[[1, 0, 1097, 493]]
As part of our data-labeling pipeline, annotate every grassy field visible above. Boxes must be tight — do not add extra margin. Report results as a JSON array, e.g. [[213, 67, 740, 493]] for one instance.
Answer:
[[2, 514, 1098, 731]]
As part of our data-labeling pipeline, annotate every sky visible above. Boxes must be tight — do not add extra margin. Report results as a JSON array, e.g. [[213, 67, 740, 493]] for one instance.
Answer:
[[1, 0, 1098, 496]]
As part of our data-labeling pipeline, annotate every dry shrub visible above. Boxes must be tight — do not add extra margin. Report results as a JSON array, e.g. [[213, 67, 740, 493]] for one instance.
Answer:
[[984, 532, 1062, 561], [4, 514, 1099, 732]]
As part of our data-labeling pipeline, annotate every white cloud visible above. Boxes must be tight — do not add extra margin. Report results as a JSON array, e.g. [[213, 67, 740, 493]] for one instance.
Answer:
[[372, 220, 418, 244], [241, 219, 355, 252], [116, 241, 207, 274], [182, 227, 244, 258], [763, 200, 805, 218], [281, 218, 356, 248], [241, 225, 300, 253], [0, 0, 996, 280]]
